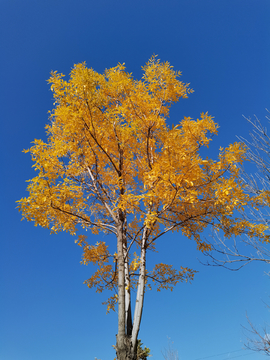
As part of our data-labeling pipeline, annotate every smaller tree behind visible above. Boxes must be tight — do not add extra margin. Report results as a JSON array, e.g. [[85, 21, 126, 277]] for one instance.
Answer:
[[240, 111, 270, 356], [205, 111, 270, 269], [205, 110, 270, 356], [244, 312, 270, 356], [162, 339, 179, 360]]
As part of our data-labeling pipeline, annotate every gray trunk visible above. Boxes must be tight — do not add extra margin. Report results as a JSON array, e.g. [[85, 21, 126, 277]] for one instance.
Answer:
[[116, 214, 146, 360], [131, 228, 147, 355], [116, 216, 127, 360], [116, 211, 137, 360]]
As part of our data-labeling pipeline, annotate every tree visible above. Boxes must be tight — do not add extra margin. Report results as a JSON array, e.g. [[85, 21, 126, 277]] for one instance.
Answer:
[[17, 57, 268, 360], [136, 340, 151, 360], [162, 338, 179, 360], [203, 111, 270, 270], [244, 311, 270, 356], [202, 111, 270, 356], [240, 111, 270, 356]]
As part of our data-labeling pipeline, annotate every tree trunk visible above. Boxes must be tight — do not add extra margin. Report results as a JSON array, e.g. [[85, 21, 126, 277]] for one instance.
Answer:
[[116, 212, 137, 360], [116, 212, 147, 360], [116, 216, 127, 359], [131, 228, 147, 358], [123, 227, 132, 336]]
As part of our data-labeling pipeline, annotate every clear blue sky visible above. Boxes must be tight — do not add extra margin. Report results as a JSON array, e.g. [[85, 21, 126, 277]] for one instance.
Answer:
[[1, 1, 270, 360]]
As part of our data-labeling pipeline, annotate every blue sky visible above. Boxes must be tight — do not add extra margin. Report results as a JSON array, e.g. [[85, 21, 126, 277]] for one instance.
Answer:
[[1, 1, 270, 360]]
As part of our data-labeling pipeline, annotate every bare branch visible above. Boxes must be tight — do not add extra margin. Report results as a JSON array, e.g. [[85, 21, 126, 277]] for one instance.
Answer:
[[87, 166, 118, 223], [243, 313, 270, 356]]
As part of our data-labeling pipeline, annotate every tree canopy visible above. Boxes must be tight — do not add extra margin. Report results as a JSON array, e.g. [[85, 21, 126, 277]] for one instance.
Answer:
[[17, 57, 268, 360]]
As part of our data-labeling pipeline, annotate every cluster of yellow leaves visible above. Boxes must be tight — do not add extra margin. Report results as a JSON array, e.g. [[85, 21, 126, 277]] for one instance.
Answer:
[[149, 263, 197, 291], [17, 56, 269, 307], [76, 238, 116, 294], [102, 294, 118, 314]]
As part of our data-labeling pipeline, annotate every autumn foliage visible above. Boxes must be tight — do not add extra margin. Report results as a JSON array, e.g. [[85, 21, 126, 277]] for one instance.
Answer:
[[17, 57, 267, 360]]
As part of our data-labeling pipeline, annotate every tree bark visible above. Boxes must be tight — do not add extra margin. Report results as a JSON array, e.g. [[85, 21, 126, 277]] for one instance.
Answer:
[[123, 240, 132, 336], [116, 217, 127, 360], [130, 228, 147, 359], [116, 212, 135, 360]]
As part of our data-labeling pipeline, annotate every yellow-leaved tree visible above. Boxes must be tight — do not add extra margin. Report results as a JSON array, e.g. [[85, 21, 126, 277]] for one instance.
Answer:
[[17, 57, 268, 360]]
